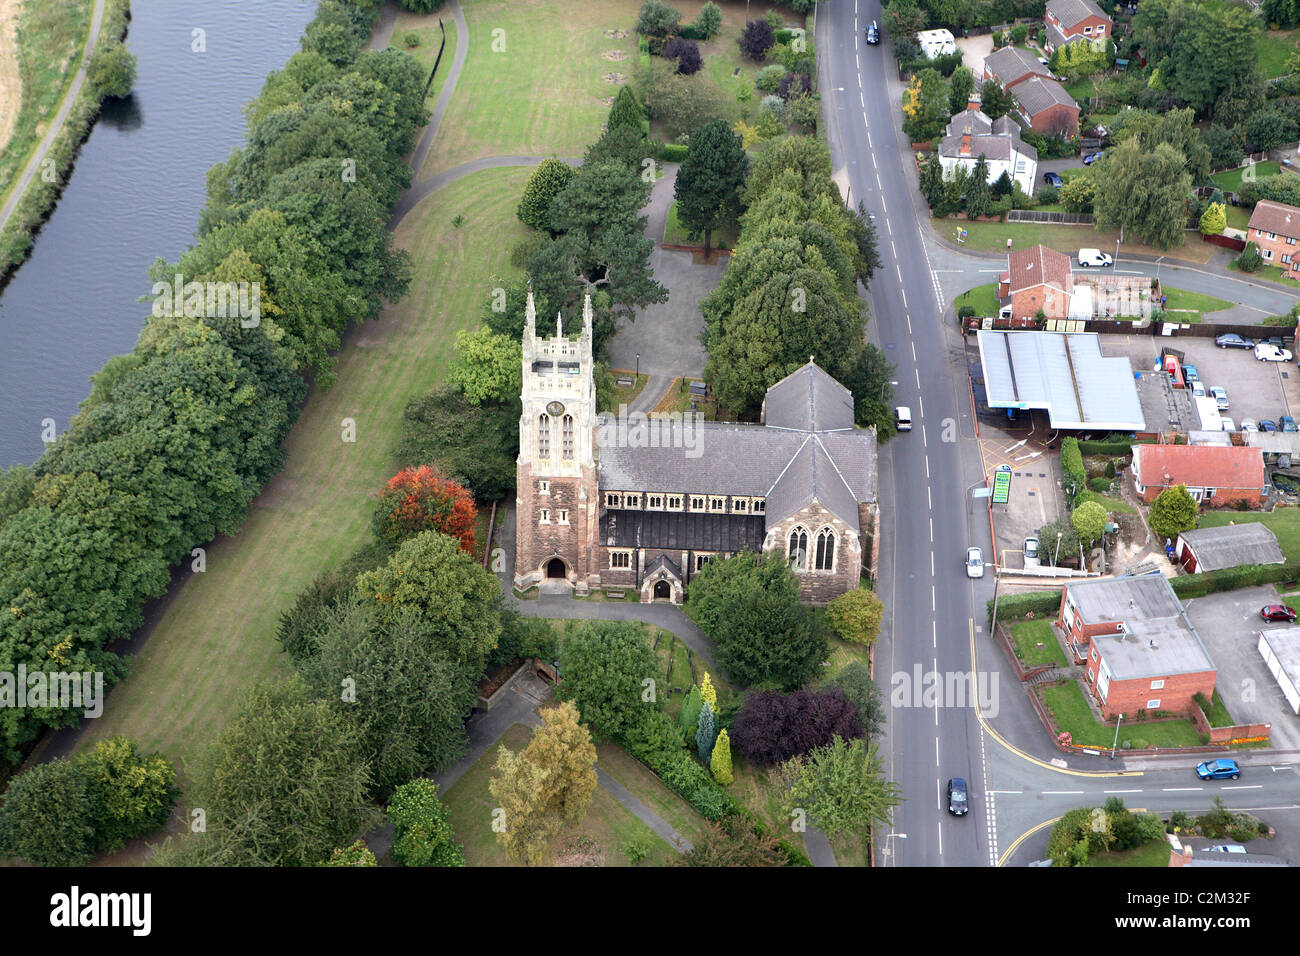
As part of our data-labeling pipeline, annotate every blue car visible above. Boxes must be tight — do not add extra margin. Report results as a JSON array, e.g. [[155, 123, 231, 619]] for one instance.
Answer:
[[1281, 416, 1298, 433], [1262, 419, 1279, 432], [1043, 171, 1064, 188], [1183, 364, 1199, 382], [1083, 150, 1105, 165], [1196, 758, 1241, 780]]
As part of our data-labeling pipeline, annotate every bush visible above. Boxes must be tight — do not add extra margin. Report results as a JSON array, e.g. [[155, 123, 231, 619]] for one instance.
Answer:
[[1200, 202, 1227, 236], [730, 689, 863, 766], [739, 19, 776, 60], [1087, 476, 1112, 492], [1061, 436, 1086, 501], [636, 0, 683, 39], [661, 142, 689, 161], [1171, 563, 1300, 600], [1038, 184, 1058, 204], [663, 37, 703, 75], [694, 1, 722, 40], [1237, 241, 1263, 273], [778, 72, 812, 99], [989, 590, 1062, 625], [760, 93, 785, 116], [755, 63, 786, 92], [402, 31, 421, 48]]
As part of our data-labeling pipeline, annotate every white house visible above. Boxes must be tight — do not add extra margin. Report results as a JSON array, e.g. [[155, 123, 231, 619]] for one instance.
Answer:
[[937, 109, 1038, 196], [917, 28, 957, 59]]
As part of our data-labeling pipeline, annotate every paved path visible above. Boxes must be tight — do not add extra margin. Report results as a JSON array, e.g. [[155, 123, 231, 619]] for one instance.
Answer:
[[410, 0, 469, 180], [390, 154, 581, 229], [366, 0, 398, 51], [0, 0, 107, 237]]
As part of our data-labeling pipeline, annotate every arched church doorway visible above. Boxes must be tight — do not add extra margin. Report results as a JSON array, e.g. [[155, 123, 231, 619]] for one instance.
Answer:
[[546, 558, 567, 579], [653, 580, 671, 600]]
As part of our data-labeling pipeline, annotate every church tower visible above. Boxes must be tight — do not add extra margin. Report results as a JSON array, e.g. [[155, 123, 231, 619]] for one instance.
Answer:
[[513, 290, 600, 593]]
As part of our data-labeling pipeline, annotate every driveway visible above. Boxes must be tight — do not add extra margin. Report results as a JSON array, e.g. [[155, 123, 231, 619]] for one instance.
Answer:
[[955, 34, 993, 76], [1183, 585, 1300, 752]]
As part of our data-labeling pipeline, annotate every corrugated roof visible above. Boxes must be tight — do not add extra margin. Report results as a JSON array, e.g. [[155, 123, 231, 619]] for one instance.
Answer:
[[600, 510, 767, 552], [1177, 524, 1285, 572], [978, 330, 1145, 430]]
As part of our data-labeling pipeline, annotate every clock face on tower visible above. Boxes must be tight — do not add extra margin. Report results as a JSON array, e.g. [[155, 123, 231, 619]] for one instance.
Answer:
[[546, 401, 565, 417]]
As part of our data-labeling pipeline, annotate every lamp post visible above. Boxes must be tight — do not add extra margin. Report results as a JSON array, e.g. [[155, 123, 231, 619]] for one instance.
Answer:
[[1054, 531, 1063, 566], [882, 831, 908, 864], [1113, 237, 1121, 273], [1111, 712, 1124, 759], [636, 352, 640, 378], [881, 379, 899, 400]]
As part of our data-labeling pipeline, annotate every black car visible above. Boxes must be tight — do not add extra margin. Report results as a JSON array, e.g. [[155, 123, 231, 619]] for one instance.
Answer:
[[866, 20, 880, 44], [947, 777, 969, 816], [1215, 333, 1255, 349], [1043, 171, 1064, 188]]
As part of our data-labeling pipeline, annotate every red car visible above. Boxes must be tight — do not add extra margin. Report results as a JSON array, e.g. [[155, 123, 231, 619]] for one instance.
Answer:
[[1261, 605, 1298, 623]]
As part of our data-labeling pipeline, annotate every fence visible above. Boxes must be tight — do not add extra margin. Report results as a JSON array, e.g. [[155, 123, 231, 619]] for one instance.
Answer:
[[1006, 209, 1095, 224], [1202, 233, 1246, 252]]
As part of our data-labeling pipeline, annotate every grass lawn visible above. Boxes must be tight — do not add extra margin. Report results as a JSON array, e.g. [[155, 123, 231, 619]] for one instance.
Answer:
[[1084, 838, 1172, 867], [0, 0, 93, 208], [1204, 689, 1234, 729], [663, 200, 739, 250], [1212, 161, 1281, 195], [1161, 287, 1233, 318], [386, 7, 459, 107], [652, 376, 723, 419], [605, 370, 649, 410], [441, 723, 684, 865], [594, 742, 710, 848], [1075, 488, 1135, 514], [1042, 682, 1203, 749], [76, 167, 535, 782], [1060, 167, 1088, 183], [1227, 259, 1300, 288], [1198, 509, 1300, 563], [954, 282, 1001, 318], [1224, 204, 1251, 232], [1256, 28, 1300, 81], [936, 218, 1215, 264], [1008, 619, 1068, 667], [1063, 75, 1099, 101]]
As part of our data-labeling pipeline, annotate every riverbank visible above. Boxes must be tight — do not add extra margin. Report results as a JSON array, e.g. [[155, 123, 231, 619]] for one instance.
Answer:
[[0, 0, 126, 284]]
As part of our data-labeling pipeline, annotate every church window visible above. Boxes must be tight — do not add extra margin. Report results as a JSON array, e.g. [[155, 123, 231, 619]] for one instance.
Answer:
[[815, 527, 836, 571], [562, 415, 575, 459], [709, 496, 726, 513], [558, 510, 569, 525], [624, 493, 642, 509], [648, 495, 664, 510], [539, 509, 551, 524], [695, 554, 712, 572], [538, 414, 552, 458], [753, 498, 766, 513], [605, 492, 622, 508], [611, 551, 632, 569], [690, 495, 705, 511], [538, 480, 550, 495], [733, 498, 748, 513], [667, 496, 683, 510], [788, 527, 809, 570]]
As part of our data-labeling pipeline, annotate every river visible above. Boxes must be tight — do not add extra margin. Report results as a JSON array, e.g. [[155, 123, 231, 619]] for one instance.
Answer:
[[0, 0, 319, 467]]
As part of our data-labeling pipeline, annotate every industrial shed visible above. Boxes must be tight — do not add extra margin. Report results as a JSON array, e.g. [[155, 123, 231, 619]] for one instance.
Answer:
[[1175, 524, 1286, 574], [1259, 627, 1300, 716]]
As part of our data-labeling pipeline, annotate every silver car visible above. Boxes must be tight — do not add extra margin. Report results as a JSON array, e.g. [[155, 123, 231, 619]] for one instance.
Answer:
[[966, 547, 984, 578]]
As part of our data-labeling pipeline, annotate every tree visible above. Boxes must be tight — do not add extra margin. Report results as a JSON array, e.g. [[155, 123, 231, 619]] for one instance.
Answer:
[[399, 0, 448, 11], [684, 553, 830, 690], [824, 661, 885, 738], [1092, 139, 1192, 250], [1058, 176, 1096, 214], [1168, 3, 1260, 114], [696, 700, 717, 762], [1071, 500, 1108, 547], [674, 119, 749, 255], [388, 778, 466, 867], [1149, 484, 1198, 540], [948, 65, 975, 115], [1199, 202, 1226, 236], [679, 684, 704, 735], [978, 79, 1014, 121], [1039, 519, 1082, 567], [919, 154, 946, 211], [79, 737, 178, 853], [517, 159, 577, 231], [371, 465, 478, 552], [396, 384, 519, 502], [557, 620, 663, 741], [991, 169, 1014, 197], [448, 327, 523, 406], [88, 41, 137, 99], [883, 0, 926, 39], [663, 37, 703, 75], [678, 815, 785, 866], [700, 671, 718, 712], [636, 0, 683, 40], [710, 727, 733, 784], [0, 758, 95, 866], [826, 587, 885, 646], [1237, 241, 1264, 273], [695, 2, 723, 39], [489, 701, 598, 865], [902, 68, 950, 143], [781, 736, 901, 840], [634, 58, 731, 139], [965, 154, 993, 219], [731, 688, 863, 765], [1247, 108, 1299, 152], [1203, 124, 1245, 171], [739, 19, 776, 61], [323, 840, 379, 866]]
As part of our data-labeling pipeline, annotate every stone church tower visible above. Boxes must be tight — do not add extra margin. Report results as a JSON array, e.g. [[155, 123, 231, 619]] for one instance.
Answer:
[[513, 290, 600, 593]]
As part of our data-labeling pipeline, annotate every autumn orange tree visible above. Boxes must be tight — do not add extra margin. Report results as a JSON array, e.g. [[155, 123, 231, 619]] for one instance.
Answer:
[[372, 465, 477, 552]]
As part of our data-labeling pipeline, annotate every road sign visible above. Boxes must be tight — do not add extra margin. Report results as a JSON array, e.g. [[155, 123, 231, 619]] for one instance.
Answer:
[[992, 469, 1011, 504]]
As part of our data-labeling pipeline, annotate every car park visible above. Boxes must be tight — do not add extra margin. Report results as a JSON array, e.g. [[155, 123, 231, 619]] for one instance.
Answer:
[[1210, 386, 1229, 410], [1221, 417, 1236, 432], [1261, 419, 1279, 432], [966, 547, 984, 578], [895, 405, 913, 430], [1196, 758, 1241, 780], [1043, 171, 1063, 188], [1077, 248, 1113, 267], [1261, 604, 1298, 622], [865, 20, 880, 43], [947, 777, 969, 816], [1216, 333, 1254, 349], [1255, 343, 1293, 362], [1282, 416, 1298, 432], [1241, 418, 1259, 433]]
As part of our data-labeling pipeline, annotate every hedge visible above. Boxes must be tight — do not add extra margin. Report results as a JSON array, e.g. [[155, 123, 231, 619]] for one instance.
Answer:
[[661, 143, 689, 161], [989, 589, 1062, 625], [1078, 438, 1150, 456], [1061, 436, 1086, 501], [1170, 563, 1299, 600]]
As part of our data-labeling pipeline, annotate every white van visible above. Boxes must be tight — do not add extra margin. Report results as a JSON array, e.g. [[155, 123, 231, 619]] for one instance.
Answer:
[[1078, 248, 1113, 268], [895, 406, 913, 431]]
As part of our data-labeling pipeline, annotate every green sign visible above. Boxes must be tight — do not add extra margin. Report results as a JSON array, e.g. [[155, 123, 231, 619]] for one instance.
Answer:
[[992, 469, 1011, 504]]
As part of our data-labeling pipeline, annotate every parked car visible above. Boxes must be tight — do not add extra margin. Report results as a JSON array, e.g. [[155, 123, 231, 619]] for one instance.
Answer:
[[947, 777, 969, 816], [1210, 386, 1229, 410], [1221, 417, 1236, 432], [1282, 415, 1298, 432], [1216, 333, 1255, 349], [1262, 419, 1279, 432], [1077, 248, 1113, 268], [1264, 335, 1286, 350], [1241, 418, 1259, 433], [1261, 604, 1298, 622], [1191, 381, 1205, 398], [1083, 150, 1104, 165], [1196, 758, 1241, 780], [866, 20, 880, 44], [966, 546, 984, 578], [1024, 536, 1040, 559], [1036, 55, 1049, 66], [895, 405, 913, 431], [1206, 845, 1247, 854], [1255, 343, 1294, 362], [1043, 171, 1063, 188], [1183, 364, 1199, 382]]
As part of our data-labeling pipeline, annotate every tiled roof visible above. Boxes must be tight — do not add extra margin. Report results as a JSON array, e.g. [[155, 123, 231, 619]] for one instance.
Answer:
[[1047, 0, 1109, 30], [1177, 524, 1285, 573], [763, 361, 856, 432], [1247, 199, 1300, 241], [984, 46, 1049, 87], [1013, 75, 1078, 117], [939, 109, 1037, 164], [1007, 244, 1072, 295], [1131, 444, 1266, 492]]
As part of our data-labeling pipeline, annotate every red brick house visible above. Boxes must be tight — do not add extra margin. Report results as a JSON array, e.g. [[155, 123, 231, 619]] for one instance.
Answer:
[[998, 244, 1073, 320], [1246, 200, 1300, 280], [1044, 0, 1112, 54], [1011, 75, 1079, 138], [982, 46, 1052, 91], [1130, 444, 1266, 508], [1058, 576, 1216, 721]]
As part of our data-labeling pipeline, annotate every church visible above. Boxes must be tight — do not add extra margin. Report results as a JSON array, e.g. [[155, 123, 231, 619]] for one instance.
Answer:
[[512, 291, 879, 606]]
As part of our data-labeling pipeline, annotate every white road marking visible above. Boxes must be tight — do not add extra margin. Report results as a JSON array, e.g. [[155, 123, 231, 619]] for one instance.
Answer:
[[1104, 789, 1143, 794], [929, 517, 933, 541], [891, 239, 897, 257], [919, 395, 925, 416], [914, 368, 921, 388], [1163, 787, 1203, 792], [927, 484, 932, 508], [932, 619, 937, 648], [1042, 791, 1085, 795], [930, 551, 934, 575], [906, 314, 913, 334], [910, 340, 916, 361], [886, 218, 892, 235], [901, 287, 908, 309], [1222, 785, 1263, 791], [925, 454, 930, 478], [935, 737, 940, 765]]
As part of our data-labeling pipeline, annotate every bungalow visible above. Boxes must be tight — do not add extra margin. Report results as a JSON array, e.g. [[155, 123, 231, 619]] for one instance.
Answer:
[[1174, 523, 1285, 574], [1246, 199, 1300, 281], [1012, 75, 1080, 139], [982, 46, 1052, 91], [1058, 575, 1216, 721], [998, 244, 1073, 320], [937, 110, 1039, 196], [1130, 444, 1267, 508], [1044, 0, 1113, 54]]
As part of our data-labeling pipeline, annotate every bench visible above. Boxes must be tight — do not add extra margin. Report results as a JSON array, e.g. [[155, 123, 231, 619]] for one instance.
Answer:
[[604, 589, 626, 600]]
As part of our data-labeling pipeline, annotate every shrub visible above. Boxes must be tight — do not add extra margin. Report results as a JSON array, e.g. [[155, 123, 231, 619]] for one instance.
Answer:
[[1237, 241, 1263, 273], [399, 0, 447, 10], [388, 779, 465, 867], [636, 0, 683, 39], [740, 19, 776, 60], [694, 2, 722, 40], [1061, 436, 1086, 501], [730, 689, 863, 766], [1087, 476, 1112, 492], [989, 590, 1062, 625], [661, 142, 689, 161], [371, 465, 477, 552], [1038, 184, 1058, 204], [755, 63, 786, 92], [826, 587, 884, 646], [760, 93, 785, 116], [1171, 563, 1300, 600], [663, 37, 703, 75], [1148, 484, 1197, 541], [402, 31, 421, 48]]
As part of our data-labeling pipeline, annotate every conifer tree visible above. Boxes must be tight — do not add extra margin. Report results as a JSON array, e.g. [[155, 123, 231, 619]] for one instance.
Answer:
[[696, 700, 717, 763], [710, 727, 733, 785]]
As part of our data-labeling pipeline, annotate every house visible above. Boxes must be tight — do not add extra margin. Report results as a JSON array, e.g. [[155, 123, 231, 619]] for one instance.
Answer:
[[1011, 75, 1080, 138], [1130, 444, 1267, 507], [513, 292, 877, 606], [1058, 575, 1217, 721], [937, 109, 1039, 195], [1246, 200, 1300, 280], [916, 28, 956, 59], [1044, 0, 1112, 54], [982, 46, 1052, 91], [998, 244, 1073, 320], [1174, 523, 1285, 574]]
